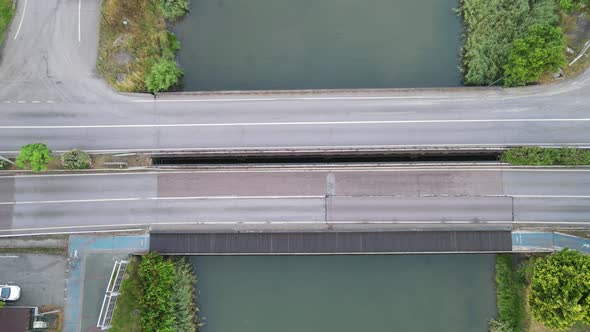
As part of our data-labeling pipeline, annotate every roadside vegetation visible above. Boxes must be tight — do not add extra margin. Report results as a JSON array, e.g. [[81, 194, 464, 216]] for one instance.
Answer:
[[61, 149, 92, 169], [15, 143, 53, 173], [110, 253, 200, 332], [461, 0, 590, 87], [0, 0, 15, 45], [97, 0, 189, 93], [491, 250, 590, 332], [500, 147, 590, 166]]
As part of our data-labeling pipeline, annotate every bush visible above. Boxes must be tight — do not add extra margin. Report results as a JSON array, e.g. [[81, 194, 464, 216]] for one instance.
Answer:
[[145, 59, 183, 93], [0, 159, 9, 170], [530, 249, 590, 330], [138, 253, 176, 332], [461, 0, 558, 86], [159, 0, 189, 20], [560, 0, 589, 12], [501, 147, 590, 165], [489, 318, 514, 332], [495, 255, 527, 331], [0, 0, 15, 45], [61, 149, 92, 169], [171, 258, 199, 332], [15, 143, 52, 172], [503, 25, 566, 87]]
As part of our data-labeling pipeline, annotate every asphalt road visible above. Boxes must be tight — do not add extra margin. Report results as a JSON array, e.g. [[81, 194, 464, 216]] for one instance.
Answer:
[[0, 0, 589, 154], [0, 166, 589, 235]]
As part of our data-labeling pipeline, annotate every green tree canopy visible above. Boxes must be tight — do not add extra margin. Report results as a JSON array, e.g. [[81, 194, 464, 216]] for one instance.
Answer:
[[503, 24, 566, 87], [15, 143, 52, 172], [159, 0, 190, 20], [145, 59, 183, 93], [530, 248, 590, 330]]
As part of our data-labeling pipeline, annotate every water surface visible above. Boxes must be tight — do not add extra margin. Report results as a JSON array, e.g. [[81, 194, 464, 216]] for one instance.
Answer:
[[191, 254, 495, 332], [173, 0, 463, 90]]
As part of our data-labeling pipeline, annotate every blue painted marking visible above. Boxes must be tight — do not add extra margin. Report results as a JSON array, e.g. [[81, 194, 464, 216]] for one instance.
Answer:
[[63, 235, 149, 332]]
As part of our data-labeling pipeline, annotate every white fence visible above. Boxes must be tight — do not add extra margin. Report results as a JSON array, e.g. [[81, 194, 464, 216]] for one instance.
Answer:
[[97, 260, 128, 330]]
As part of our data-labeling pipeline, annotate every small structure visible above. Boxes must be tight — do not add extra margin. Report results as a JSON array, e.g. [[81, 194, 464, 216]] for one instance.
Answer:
[[97, 260, 128, 330], [0, 307, 34, 332]]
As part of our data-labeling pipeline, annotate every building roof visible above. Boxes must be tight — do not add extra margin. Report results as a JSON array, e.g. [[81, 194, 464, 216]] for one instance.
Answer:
[[0, 307, 34, 332]]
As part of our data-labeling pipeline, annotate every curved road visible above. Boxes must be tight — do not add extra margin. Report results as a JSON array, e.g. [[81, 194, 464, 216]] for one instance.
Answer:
[[0, 0, 588, 155]]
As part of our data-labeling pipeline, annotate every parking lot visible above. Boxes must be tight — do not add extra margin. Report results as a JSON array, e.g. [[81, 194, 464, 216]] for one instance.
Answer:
[[0, 253, 67, 307]]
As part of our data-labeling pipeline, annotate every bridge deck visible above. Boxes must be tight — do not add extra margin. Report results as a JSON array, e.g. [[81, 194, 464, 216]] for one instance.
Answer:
[[150, 231, 512, 254]]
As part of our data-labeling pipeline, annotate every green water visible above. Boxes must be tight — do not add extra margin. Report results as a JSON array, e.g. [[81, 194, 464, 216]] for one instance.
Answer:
[[173, 0, 463, 91], [190, 255, 496, 332]]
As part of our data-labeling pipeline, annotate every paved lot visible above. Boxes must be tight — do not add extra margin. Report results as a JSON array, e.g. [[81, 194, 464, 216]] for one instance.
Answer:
[[0, 253, 67, 307]]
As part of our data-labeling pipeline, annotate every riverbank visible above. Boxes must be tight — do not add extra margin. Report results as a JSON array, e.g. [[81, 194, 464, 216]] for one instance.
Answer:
[[0, 0, 15, 44], [493, 252, 590, 332], [461, 0, 590, 87], [109, 254, 200, 332], [97, 0, 187, 92]]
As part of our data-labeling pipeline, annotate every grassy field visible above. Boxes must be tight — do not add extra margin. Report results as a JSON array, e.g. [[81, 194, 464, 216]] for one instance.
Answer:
[[0, 0, 15, 45], [97, 0, 177, 92], [109, 257, 142, 332]]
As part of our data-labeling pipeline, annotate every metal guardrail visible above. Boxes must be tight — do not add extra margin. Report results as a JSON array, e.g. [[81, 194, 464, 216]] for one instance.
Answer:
[[97, 260, 128, 330]]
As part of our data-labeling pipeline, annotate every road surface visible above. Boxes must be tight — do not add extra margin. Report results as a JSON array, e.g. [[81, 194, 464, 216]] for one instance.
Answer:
[[1, 165, 589, 235], [0, 0, 589, 154]]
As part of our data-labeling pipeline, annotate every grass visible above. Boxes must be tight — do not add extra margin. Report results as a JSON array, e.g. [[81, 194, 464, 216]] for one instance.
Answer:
[[97, 0, 180, 92], [109, 256, 142, 332], [495, 254, 529, 332], [0, 247, 67, 255], [0, 0, 15, 45], [500, 147, 590, 166]]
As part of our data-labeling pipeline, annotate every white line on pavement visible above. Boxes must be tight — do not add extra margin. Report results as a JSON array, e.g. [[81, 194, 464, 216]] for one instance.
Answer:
[[0, 195, 325, 205], [0, 256, 19, 258], [1, 194, 589, 206], [78, 0, 81, 42], [2, 118, 590, 129], [13, 0, 28, 40], [2, 167, 590, 178]]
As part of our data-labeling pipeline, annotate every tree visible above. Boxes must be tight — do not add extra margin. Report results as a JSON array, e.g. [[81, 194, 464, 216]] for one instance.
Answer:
[[61, 149, 91, 169], [145, 59, 183, 93], [529, 248, 590, 330], [503, 24, 566, 87], [159, 0, 190, 20], [15, 143, 52, 172]]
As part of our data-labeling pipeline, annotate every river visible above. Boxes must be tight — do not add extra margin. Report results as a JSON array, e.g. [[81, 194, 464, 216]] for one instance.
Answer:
[[190, 254, 496, 332], [173, 0, 463, 91]]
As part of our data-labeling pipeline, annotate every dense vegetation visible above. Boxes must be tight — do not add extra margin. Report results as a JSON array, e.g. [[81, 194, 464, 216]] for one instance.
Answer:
[[111, 253, 200, 332], [500, 147, 590, 165], [560, 0, 590, 12], [461, 0, 562, 86], [61, 149, 92, 169], [494, 255, 528, 332], [98, 0, 187, 92], [530, 249, 590, 330], [15, 143, 52, 172], [0, 0, 15, 45]]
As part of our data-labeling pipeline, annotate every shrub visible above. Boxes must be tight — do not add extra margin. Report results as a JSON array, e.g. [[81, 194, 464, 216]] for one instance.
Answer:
[[530, 249, 590, 330], [171, 258, 199, 332], [461, 0, 558, 86], [488, 318, 514, 332], [145, 59, 183, 93], [500, 147, 590, 165], [503, 25, 566, 87], [159, 0, 189, 20], [0, 0, 15, 45], [138, 253, 176, 332], [560, 0, 589, 12], [495, 255, 526, 331], [0, 159, 9, 170], [15, 143, 52, 172], [61, 149, 92, 169]]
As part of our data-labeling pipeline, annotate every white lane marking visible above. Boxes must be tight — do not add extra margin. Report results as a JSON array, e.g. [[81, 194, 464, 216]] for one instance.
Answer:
[[1, 194, 589, 206], [0, 256, 19, 258], [132, 96, 451, 103], [78, 0, 81, 42], [31, 101, 40, 104], [0, 221, 513, 234], [0, 195, 325, 205], [16, 101, 25, 104], [2, 118, 590, 129], [0, 229, 144, 237], [2, 167, 590, 179], [13, 0, 28, 40]]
